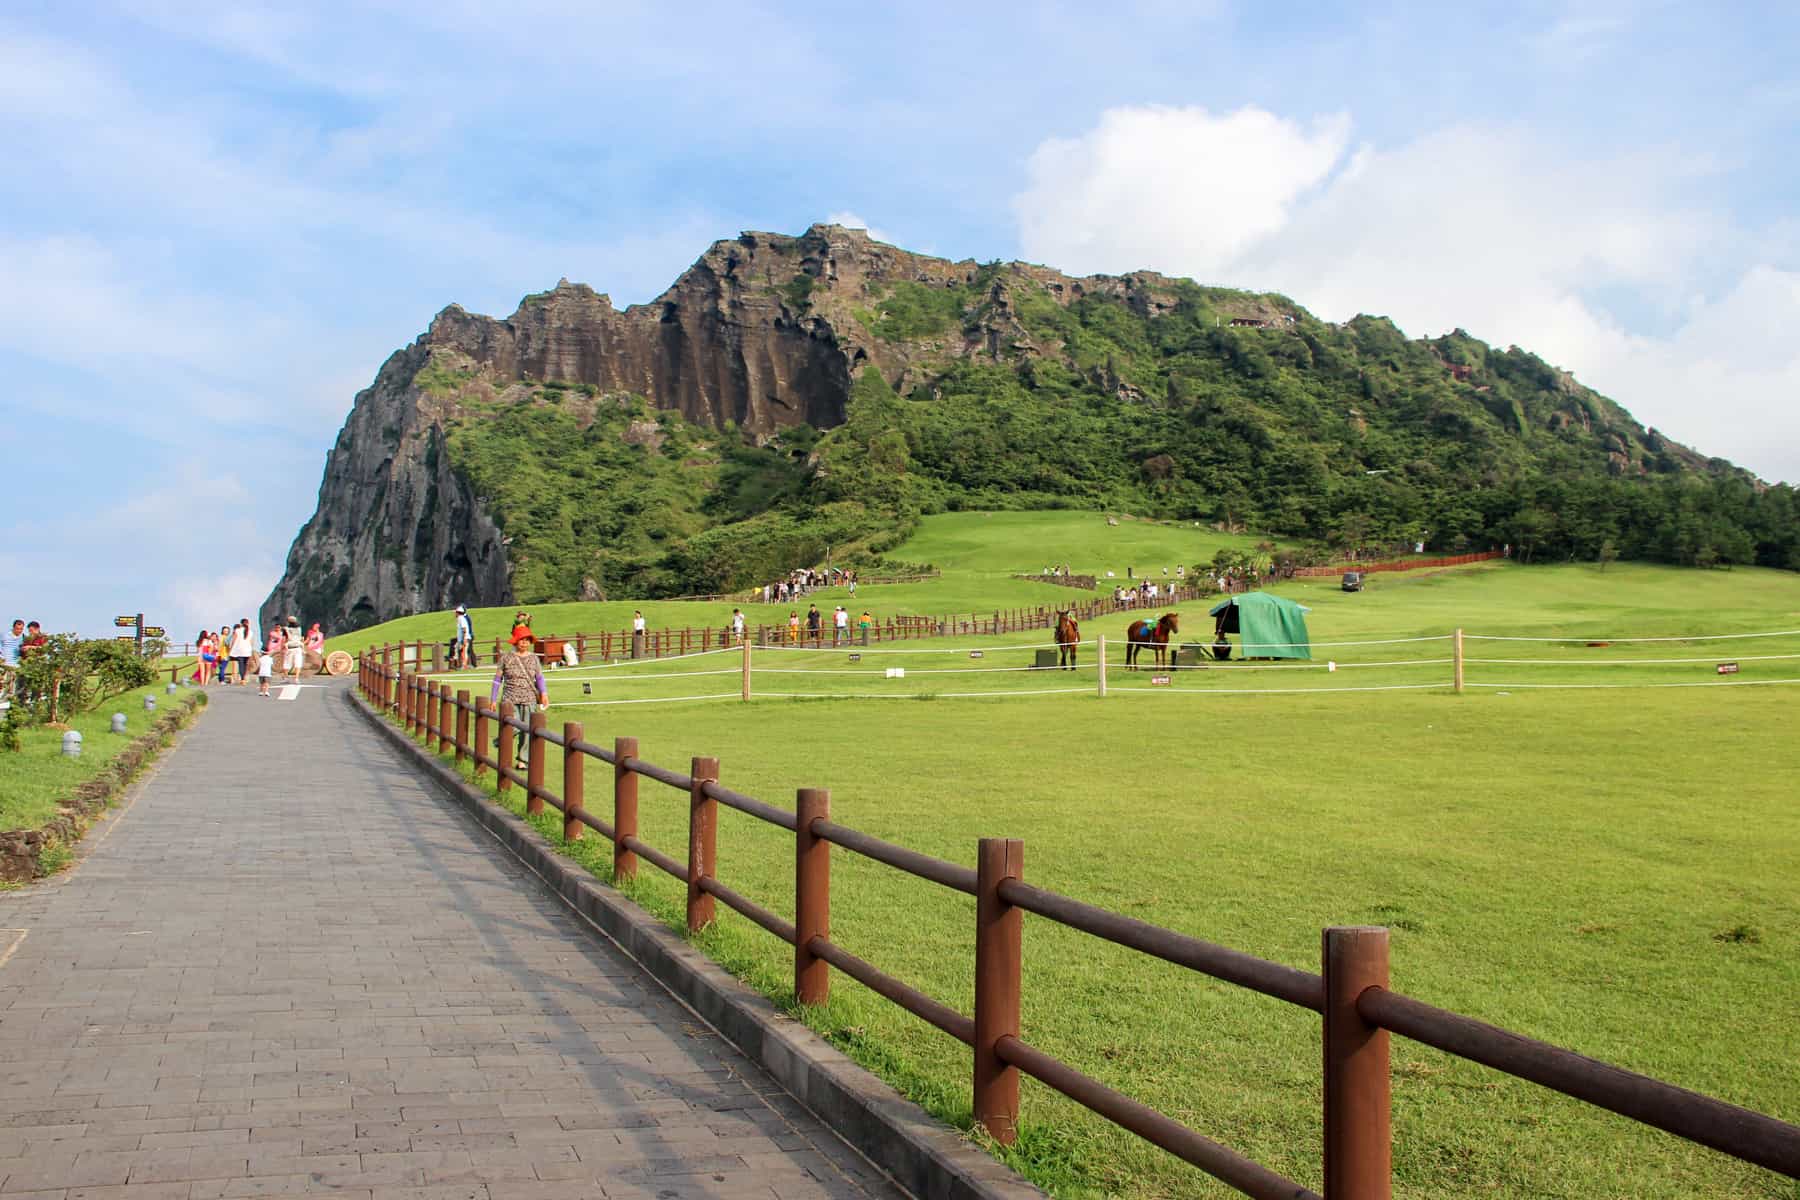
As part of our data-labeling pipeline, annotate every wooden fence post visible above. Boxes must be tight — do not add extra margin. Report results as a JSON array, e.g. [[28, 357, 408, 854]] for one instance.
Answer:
[[437, 685, 453, 754], [1453, 628, 1465, 694], [1097, 636, 1108, 698], [563, 721, 584, 842], [687, 757, 719, 932], [614, 737, 638, 881], [741, 638, 752, 702], [526, 711, 547, 815], [974, 837, 1024, 1145], [496, 709, 515, 796], [455, 690, 470, 765], [401, 670, 415, 731], [1323, 926, 1392, 1200], [795, 788, 830, 1005], [473, 699, 491, 779]]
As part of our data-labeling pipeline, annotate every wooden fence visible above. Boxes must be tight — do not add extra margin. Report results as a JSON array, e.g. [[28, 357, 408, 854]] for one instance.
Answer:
[[379, 586, 1210, 673], [1292, 551, 1504, 578], [358, 654, 1799, 1198]]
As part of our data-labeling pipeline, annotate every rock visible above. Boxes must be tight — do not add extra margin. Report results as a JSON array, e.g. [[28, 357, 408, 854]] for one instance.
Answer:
[[579, 577, 604, 602]]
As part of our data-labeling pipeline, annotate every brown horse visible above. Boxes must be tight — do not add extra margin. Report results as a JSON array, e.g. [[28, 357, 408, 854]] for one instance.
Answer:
[[1055, 611, 1081, 670], [1124, 612, 1180, 669]]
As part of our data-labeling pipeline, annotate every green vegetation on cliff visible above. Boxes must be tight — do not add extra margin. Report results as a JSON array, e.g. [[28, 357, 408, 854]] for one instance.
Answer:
[[434, 257, 1799, 605]]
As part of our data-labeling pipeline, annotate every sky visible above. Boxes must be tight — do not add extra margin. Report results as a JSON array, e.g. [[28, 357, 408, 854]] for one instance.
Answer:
[[3, 1, 1797, 639]]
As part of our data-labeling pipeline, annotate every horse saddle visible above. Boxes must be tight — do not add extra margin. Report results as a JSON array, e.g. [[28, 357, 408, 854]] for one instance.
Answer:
[[1132, 621, 1154, 639]]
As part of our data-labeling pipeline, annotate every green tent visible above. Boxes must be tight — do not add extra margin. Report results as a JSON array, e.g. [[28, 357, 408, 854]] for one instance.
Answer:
[[1208, 592, 1312, 660]]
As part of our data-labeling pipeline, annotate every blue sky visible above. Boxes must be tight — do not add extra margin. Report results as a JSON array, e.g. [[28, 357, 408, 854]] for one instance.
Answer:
[[3, 1, 1797, 638]]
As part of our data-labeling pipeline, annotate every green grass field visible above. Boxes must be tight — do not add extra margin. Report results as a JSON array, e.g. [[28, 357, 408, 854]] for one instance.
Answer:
[[0, 685, 202, 831], [366, 513, 1800, 1199]]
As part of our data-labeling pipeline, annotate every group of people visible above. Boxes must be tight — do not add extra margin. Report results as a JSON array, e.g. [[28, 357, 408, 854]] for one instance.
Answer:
[[1113, 580, 1177, 609], [759, 566, 857, 605], [783, 604, 871, 645], [1, 619, 49, 669], [194, 616, 320, 695]]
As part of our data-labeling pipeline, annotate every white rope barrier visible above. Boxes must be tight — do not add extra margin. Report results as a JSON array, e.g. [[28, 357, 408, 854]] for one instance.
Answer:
[[553, 692, 742, 707], [1110, 682, 1448, 695], [754, 639, 1072, 654], [1463, 629, 1800, 644], [546, 668, 740, 682], [753, 688, 1096, 699], [428, 646, 739, 681], [1464, 653, 1800, 666], [1463, 678, 1800, 691], [751, 665, 1094, 676]]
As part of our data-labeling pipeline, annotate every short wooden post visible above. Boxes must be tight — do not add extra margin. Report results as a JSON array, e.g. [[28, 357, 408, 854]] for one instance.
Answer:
[[1323, 926, 1392, 1200], [795, 788, 830, 1005], [421, 681, 435, 743], [974, 837, 1024, 1144], [496, 709, 515, 795], [1453, 627, 1465, 694], [455, 690, 470, 765], [526, 711, 547, 815], [687, 756, 719, 932], [1097, 635, 1108, 697], [431, 641, 441, 673], [437, 684, 453, 754], [614, 737, 638, 881], [473, 699, 491, 778], [563, 721, 584, 842], [401, 670, 415, 731], [576, 633, 586, 662], [741, 637, 752, 702]]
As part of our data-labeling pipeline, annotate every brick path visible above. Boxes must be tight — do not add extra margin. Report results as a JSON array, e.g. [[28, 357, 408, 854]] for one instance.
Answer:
[[0, 680, 903, 1199]]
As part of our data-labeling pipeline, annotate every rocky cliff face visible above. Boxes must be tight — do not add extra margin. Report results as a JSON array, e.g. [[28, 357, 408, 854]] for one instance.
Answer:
[[265, 223, 1038, 633]]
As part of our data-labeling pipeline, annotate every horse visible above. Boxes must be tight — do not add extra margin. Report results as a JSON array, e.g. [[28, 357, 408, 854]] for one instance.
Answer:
[[1124, 612, 1180, 670], [1055, 611, 1081, 670]]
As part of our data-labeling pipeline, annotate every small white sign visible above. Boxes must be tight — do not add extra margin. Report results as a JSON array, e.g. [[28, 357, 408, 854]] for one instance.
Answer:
[[1150, 675, 1172, 686], [885, 667, 906, 679]]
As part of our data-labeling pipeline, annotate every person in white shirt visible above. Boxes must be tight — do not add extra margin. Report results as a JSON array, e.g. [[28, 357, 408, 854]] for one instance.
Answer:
[[832, 605, 849, 646], [453, 605, 474, 667], [228, 619, 255, 685], [730, 608, 745, 643]]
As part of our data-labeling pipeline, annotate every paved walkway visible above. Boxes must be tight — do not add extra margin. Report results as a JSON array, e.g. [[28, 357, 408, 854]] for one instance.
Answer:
[[0, 680, 903, 1200]]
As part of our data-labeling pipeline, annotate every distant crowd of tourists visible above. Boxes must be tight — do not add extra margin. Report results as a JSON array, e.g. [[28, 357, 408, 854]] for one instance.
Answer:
[[193, 616, 322, 695], [758, 566, 857, 605]]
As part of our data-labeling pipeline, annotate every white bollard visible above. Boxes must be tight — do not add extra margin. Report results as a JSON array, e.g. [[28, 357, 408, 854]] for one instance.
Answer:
[[144, 696, 156, 712], [111, 713, 127, 733], [61, 730, 82, 758]]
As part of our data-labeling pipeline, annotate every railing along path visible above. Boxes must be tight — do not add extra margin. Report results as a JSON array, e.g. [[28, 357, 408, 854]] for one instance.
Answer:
[[358, 653, 1800, 1199]]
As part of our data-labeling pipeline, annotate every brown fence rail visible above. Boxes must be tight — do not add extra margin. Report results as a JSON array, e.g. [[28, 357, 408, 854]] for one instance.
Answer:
[[377, 586, 1213, 673], [1292, 551, 1504, 577], [358, 654, 1800, 1198]]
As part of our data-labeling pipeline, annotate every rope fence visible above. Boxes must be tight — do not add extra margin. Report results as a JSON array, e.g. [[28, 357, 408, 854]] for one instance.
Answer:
[[356, 620, 1800, 711]]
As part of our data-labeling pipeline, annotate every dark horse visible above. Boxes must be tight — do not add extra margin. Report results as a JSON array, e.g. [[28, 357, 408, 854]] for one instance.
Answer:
[[1055, 611, 1081, 670], [1124, 612, 1180, 669]]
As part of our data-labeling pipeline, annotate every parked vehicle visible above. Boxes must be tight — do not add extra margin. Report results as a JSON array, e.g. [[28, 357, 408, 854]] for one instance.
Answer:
[[1341, 571, 1364, 592]]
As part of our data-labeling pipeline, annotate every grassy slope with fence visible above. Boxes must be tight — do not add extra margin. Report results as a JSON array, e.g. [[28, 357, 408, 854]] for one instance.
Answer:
[[359, 512, 1800, 1199]]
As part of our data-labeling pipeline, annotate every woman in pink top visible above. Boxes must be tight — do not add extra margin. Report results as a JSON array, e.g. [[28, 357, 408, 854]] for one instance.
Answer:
[[305, 623, 325, 658], [268, 625, 287, 666]]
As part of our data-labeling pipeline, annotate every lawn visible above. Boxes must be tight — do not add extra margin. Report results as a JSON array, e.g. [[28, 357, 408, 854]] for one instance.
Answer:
[[368, 516, 1800, 1199], [0, 684, 202, 832]]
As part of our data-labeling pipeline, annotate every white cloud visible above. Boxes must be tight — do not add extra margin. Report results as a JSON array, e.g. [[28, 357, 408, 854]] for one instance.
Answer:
[[1013, 105, 1800, 484], [826, 211, 900, 247], [1015, 105, 1349, 271]]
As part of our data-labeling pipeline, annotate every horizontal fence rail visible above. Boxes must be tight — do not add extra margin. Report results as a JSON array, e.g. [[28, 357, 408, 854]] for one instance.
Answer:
[[358, 652, 1800, 1198]]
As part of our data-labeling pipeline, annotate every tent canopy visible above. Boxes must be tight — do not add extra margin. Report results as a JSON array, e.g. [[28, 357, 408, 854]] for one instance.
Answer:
[[1208, 592, 1312, 660]]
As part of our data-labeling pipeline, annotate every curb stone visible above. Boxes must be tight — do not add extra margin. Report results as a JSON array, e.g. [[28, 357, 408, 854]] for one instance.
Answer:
[[347, 686, 1044, 1200]]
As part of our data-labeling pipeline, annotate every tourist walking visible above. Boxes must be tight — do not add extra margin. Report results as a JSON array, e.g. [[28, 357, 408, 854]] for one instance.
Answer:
[[229, 619, 254, 684], [731, 608, 745, 644], [282, 615, 304, 683], [256, 647, 274, 696], [806, 604, 821, 644], [833, 605, 848, 646], [490, 630, 548, 772], [453, 605, 474, 668]]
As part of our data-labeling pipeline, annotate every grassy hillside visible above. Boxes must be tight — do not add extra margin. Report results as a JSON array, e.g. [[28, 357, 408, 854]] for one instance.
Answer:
[[371, 516, 1800, 1198]]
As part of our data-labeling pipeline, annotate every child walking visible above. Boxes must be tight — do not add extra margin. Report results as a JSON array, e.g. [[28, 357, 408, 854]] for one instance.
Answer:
[[257, 649, 274, 697]]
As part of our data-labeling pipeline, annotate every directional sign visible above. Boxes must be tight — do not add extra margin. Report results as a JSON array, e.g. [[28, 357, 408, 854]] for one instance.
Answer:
[[115, 616, 137, 627], [1718, 662, 1740, 675], [142, 627, 165, 638], [115, 635, 137, 642]]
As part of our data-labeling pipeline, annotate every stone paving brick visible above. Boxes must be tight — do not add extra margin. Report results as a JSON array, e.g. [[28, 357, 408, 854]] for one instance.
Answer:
[[0, 683, 901, 1199]]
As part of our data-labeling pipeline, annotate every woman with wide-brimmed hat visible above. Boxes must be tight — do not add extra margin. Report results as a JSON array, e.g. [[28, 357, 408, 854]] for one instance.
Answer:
[[490, 628, 548, 773]]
